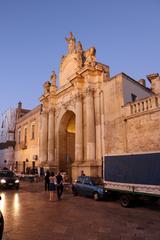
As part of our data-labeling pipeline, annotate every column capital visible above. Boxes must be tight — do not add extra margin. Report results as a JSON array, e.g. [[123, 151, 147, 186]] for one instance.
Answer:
[[41, 110, 48, 115], [85, 87, 94, 96], [75, 92, 83, 101], [48, 107, 55, 114], [94, 88, 101, 98]]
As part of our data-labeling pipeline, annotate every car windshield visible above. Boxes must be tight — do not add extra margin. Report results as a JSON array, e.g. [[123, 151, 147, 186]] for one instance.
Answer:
[[91, 177, 103, 186], [0, 171, 15, 178]]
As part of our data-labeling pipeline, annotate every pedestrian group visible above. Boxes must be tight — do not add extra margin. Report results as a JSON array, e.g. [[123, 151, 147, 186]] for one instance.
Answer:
[[44, 170, 64, 201]]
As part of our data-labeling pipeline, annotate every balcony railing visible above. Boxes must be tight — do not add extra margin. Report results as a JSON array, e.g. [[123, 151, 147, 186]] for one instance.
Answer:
[[124, 95, 160, 117]]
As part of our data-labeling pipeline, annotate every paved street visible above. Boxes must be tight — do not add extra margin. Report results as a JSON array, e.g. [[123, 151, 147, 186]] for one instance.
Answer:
[[0, 181, 160, 240]]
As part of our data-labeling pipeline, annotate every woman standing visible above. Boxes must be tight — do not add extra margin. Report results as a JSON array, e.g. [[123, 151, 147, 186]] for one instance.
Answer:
[[44, 170, 50, 191], [49, 172, 57, 201]]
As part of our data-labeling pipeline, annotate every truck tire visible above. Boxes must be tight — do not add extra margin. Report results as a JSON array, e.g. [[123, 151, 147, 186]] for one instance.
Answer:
[[120, 194, 133, 208], [93, 192, 99, 201]]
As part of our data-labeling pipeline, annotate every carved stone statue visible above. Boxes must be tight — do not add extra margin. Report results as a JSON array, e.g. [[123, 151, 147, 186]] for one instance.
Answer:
[[75, 41, 83, 68], [65, 32, 76, 54], [43, 81, 51, 94], [77, 41, 83, 53], [84, 47, 96, 66], [50, 71, 57, 86]]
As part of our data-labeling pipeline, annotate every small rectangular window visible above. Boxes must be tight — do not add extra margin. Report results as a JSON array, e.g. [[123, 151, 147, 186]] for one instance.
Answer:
[[24, 128, 27, 145], [18, 129, 21, 144], [31, 124, 35, 140], [131, 93, 137, 102]]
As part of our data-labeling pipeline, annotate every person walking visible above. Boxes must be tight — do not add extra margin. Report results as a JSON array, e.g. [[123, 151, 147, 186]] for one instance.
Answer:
[[49, 172, 57, 201], [56, 171, 64, 200], [44, 170, 50, 191]]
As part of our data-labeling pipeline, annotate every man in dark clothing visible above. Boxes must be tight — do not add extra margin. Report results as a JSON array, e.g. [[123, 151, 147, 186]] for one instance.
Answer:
[[56, 172, 63, 200], [44, 170, 50, 191]]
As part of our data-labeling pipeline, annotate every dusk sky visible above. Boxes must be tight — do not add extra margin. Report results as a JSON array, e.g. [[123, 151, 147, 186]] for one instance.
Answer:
[[0, 0, 160, 114]]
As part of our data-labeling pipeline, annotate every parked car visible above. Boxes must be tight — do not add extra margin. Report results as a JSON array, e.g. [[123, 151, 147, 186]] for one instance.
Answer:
[[0, 170, 20, 189], [72, 176, 107, 200], [0, 196, 4, 240]]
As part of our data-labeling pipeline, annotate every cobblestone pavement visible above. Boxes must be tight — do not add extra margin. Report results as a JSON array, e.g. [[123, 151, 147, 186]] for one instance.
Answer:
[[0, 181, 160, 240]]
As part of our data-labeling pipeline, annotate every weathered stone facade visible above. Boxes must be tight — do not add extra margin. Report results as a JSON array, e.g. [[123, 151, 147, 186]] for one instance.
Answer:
[[14, 105, 41, 173], [12, 33, 160, 179]]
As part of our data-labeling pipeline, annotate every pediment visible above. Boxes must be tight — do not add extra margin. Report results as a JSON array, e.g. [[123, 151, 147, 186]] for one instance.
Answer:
[[59, 53, 81, 86]]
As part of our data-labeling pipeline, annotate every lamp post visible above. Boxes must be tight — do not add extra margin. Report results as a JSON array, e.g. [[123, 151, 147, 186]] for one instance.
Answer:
[[4, 160, 7, 169], [26, 159, 29, 174]]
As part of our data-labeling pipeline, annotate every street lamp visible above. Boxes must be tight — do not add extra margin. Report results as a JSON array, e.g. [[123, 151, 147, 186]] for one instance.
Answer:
[[4, 160, 7, 169], [26, 159, 29, 174]]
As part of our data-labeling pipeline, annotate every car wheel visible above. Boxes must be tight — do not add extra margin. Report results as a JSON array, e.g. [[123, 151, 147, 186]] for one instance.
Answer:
[[93, 192, 99, 201]]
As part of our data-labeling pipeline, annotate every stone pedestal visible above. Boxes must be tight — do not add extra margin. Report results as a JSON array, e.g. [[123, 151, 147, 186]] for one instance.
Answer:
[[71, 161, 102, 181]]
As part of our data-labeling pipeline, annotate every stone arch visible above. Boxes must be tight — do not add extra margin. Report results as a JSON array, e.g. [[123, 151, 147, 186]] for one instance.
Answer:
[[58, 110, 75, 180]]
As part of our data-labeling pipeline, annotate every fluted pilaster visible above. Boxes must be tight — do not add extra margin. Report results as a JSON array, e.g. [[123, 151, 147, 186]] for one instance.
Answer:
[[48, 108, 55, 166], [75, 93, 83, 162], [40, 110, 48, 164], [86, 87, 96, 161], [100, 91, 105, 156], [94, 90, 102, 161]]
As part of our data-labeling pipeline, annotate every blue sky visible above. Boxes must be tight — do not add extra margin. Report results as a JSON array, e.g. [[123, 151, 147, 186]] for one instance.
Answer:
[[0, 0, 160, 113]]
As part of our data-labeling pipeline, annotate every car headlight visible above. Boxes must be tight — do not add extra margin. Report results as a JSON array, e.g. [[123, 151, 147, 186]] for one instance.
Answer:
[[15, 179, 19, 183], [1, 179, 6, 184], [99, 188, 103, 192]]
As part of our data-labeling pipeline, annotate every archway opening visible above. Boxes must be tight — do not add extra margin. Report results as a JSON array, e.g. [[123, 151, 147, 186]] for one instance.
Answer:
[[58, 111, 75, 180]]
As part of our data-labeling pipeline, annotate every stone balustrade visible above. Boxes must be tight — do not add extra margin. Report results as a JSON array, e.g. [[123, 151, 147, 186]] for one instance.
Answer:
[[124, 95, 160, 117]]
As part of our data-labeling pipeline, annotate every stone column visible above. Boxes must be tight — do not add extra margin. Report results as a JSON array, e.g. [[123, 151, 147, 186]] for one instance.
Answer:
[[100, 91, 105, 156], [94, 90, 101, 162], [75, 93, 83, 162], [48, 108, 55, 166], [40, 110, 48, 164], [86, 87, 96, 161]]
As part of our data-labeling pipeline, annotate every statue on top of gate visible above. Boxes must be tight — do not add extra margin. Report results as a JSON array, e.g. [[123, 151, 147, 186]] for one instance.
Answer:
[[65, 32, 76, 54]]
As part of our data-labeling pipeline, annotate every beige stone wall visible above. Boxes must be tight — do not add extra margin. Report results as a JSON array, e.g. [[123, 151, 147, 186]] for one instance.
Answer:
[[15, 106, 41, 173], [103, 73, 158, 156], [125, 110, 160, 153]]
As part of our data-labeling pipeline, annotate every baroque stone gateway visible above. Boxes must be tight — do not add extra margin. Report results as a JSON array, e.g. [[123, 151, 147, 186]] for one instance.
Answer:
[[0, 33, 160, 180]]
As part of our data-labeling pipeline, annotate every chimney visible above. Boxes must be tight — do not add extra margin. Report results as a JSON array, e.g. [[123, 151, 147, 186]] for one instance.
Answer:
[[138, 79, 146, 87], [18, 101, 22, 109], [147, 73, 160, 94]]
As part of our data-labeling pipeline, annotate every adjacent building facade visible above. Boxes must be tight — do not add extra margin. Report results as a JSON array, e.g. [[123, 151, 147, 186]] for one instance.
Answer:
[[1, 33, 160, 180], [0, 102, 30, 169]]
